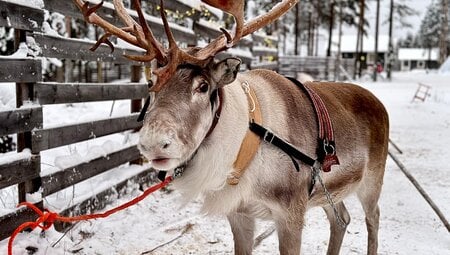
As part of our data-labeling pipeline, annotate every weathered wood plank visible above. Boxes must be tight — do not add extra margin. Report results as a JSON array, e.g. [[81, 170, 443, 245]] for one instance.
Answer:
[[147, 0, 203, 20], [0, 205, 42, 241], [278, 56, 355, 80], [32, 114, 142, 153], [218, 51, 253, 66], [41, 145, 141, 196], [53, 167, 157, 232], [0, 1, 44, 31], [252, 33, 278, 45], [251, 61, 278, 71], [35, 82, 148, 104], [0, 107, 43, 136], [252, 46, 278, 57], [193, 21, 253, 47], [0, 155, 40, 189], [42, 0, 196, 45], [33, 33, 145, 64], [0, 58, 42, 83]]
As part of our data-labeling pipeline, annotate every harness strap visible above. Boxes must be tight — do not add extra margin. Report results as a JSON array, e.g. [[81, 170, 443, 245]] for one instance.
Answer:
[[227, 81, 263, 185], [249, 122, 317, 168], [285, 77, 340, 172], [303, 84, 334, 141], [249, 121, 318, 195]]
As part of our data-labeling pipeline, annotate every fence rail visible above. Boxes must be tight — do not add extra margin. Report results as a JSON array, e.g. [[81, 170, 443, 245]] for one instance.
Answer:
[[0, 58, 42, 82], [279, 56, 354, 81], [41, 145, 141, 196], [0, 155, 40, 189], [31, 114, 142, 152], [0, 0, 279, 241], [0, 1, 44, 31], [0, 107, 43, 136], [35, 82, 148, 104]]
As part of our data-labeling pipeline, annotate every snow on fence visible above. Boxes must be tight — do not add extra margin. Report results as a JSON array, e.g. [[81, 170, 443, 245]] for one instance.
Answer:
[[0, 0, 279, 241]]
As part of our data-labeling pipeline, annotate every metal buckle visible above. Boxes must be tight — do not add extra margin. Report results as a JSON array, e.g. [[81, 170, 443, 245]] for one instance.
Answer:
[[323, 139, 336, 155], [173, 166, 184, 179], [263, 130, 275, 144], [242, 81, 256, 113]]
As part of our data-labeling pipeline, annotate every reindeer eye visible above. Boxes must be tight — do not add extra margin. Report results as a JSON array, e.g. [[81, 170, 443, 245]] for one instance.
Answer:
[[196, 82, 209, 93]]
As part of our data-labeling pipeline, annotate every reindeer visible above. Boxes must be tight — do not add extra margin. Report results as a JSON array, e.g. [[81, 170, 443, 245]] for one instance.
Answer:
[[74, 0, 389, 254]]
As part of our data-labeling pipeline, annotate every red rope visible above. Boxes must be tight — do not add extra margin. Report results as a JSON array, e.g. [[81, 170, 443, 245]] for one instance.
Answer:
[[8, 176, 173, 255]]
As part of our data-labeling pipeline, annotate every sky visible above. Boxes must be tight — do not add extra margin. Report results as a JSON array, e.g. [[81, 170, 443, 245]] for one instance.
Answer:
[[343, 0, 433, 39]]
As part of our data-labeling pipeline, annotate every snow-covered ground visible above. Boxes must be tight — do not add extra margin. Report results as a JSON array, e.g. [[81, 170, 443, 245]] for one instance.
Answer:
[[1, 71, 450, 254]]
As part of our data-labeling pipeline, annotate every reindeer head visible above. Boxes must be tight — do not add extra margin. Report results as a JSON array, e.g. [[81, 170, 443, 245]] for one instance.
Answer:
[[137, 57, 241, 170], [73, 0, 298, 171]]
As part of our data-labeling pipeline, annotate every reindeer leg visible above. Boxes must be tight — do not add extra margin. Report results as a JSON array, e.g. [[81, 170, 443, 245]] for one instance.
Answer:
[[323, 201, 351, 255], [227, 212, 255, 255], [274, 212, 305, 255], [357, 171, 384, 255], [357, 192, 381, 255]]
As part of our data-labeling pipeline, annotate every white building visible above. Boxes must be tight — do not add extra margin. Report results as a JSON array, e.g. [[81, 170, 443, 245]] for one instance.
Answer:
[[330, 35, 391, 70], [397, 48, 439, 71]]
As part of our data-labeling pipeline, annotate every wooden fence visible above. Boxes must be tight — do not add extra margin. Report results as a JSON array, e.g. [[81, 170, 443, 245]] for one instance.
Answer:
[[0, 0, 279, 240], [279, 55, 354, 81]]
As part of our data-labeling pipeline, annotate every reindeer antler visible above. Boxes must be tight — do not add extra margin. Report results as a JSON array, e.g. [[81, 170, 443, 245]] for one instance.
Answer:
[[73, 0, 299, 91]]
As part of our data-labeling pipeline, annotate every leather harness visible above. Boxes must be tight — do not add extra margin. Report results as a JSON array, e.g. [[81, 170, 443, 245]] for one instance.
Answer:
[[229, 77, 340, 185]]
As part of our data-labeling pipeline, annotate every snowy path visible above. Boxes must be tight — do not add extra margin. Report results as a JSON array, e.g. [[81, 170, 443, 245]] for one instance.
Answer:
[[1, 71, 450, 254]]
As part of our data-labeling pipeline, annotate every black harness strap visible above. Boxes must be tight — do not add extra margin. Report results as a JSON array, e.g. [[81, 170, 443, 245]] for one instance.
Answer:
[[249, 121, 318, 195], [249, 121, 317, 168]]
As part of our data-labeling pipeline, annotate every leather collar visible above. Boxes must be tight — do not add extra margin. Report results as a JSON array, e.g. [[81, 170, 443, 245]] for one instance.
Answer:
[[204, 88, 224, 139]]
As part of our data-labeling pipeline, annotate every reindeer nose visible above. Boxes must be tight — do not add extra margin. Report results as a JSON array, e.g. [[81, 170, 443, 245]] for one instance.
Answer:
[[160, 139, 171, 149], [139, 138, 172, 153]]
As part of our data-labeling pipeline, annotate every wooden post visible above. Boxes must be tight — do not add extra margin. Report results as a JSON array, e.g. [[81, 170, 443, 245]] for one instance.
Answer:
[[97, 62, 103, 83], [387, 0, 394, 80], [15, 29, 42, 203], [373, 0, 380, 82], [65, 17, 73, 82], [294, 4, 300, 55], [131, 65, 143, 165], [335, 0, 343, 80], [130, 65, 142, 114]]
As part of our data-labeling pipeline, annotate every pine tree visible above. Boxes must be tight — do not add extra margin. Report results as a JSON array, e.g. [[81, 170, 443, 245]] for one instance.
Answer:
[[386, 0, 419, 80], [439, 0, 449, 63], [419, 2, 442, 49]]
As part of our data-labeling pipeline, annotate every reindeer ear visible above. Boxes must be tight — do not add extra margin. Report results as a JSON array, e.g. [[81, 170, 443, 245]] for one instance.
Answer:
[[211, 57, 241, 87]]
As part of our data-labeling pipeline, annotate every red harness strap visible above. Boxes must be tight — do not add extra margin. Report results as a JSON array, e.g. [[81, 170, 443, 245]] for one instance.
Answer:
[[303, 85, 333, 141], [7, 176, 173, 255], [302, 82, 340, 172], [284, 77, 340, 172]]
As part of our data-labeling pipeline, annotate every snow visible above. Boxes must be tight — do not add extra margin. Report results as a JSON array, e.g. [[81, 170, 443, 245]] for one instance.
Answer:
[[182, 0, 223, 20], [2, 0, 44, 9], [439, 56, 450, 74], [398, 48, 439, 61], [1, 71, 450, 254], [0, 42, 29, 59], [0, 83, 16, 111], [0, 149, 31, 166], [331, 35, 392, 53]]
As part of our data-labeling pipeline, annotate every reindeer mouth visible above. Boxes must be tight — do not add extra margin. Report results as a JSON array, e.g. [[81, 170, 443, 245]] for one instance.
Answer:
[[152, 157, 170, 164], [150, 157, 179, 170]]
